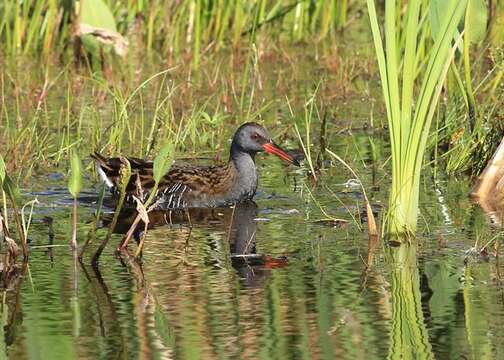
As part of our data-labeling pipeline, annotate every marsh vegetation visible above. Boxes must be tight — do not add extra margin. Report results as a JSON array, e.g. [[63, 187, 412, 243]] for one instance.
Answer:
[[0, 0, 504, 358]]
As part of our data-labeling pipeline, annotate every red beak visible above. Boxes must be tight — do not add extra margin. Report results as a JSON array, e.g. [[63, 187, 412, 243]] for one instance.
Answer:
[[262, 142, 300, 166]]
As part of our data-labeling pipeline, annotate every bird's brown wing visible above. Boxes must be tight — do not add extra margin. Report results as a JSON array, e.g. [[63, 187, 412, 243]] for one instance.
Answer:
[[155, 164, 237, 208], [92, 152, 236, 208]]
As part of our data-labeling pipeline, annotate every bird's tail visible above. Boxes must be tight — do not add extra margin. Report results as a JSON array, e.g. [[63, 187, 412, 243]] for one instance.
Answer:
[[90, 152, 118, 189]]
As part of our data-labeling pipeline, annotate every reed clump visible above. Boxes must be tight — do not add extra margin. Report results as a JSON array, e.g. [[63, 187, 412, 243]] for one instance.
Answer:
[[0, 0, 352, 62], [367, 0, 468, 238]]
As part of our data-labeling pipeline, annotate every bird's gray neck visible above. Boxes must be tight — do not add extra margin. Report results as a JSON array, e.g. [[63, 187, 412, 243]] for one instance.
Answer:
[[230, 144, 258, 199]]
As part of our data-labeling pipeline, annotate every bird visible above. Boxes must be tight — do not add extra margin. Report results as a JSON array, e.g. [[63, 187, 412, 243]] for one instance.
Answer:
[[91, 122, 299, 210]]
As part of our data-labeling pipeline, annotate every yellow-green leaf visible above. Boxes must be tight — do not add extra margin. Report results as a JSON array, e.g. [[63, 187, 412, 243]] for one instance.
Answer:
[[466, 0, 488, 44], [153, 142, 175, 184], [0, 154, 5, 186], [3, 174, 21, 206], [68, 152, 83, 198], [78, 0, 128, 56]]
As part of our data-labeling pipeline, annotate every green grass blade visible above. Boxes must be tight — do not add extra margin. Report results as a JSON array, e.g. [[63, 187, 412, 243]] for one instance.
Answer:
[[400, 0, 421, 159]]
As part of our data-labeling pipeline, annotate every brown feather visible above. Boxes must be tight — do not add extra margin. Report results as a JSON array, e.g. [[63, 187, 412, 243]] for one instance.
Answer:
[[92, 152, 238, 208]]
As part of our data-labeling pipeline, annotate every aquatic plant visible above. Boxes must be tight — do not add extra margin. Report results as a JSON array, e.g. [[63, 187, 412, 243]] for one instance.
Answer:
[[366, 0, 468, 238], [117, 141, 176, 257], [0, 0, 351, 62], [0, 155, 19, 279], [1, 155, 28, 258], [387, 245, 433, 359], [461, 0, 488, 119], [68, 151, 83, 249], [326, 148, 378, 237], [92, 156, 131, 264]]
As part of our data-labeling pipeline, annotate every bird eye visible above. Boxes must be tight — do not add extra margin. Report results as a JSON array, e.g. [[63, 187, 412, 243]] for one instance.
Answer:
[[251, 133, 259, 140]]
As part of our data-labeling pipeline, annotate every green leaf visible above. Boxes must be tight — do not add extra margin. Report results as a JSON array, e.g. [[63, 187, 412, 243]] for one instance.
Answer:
[[0, 154, 5, 186], [80, 0, 117, 31], [429, 0, 457, 40], [466, 0, 488, 44], [3, 174, 21, 206], [78, 0, 127, 56], [68, 152, 83, 198], [488, 2, 504, 46], [153, 143, 175, 184]]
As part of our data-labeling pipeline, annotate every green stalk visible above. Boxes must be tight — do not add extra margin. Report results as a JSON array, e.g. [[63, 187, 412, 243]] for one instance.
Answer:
[[463, 0, 477, 122], [92, 157, 131, 265], [336, 0, 347, 30], [192, 0, 201, 69], [367, 0, 468, 238]]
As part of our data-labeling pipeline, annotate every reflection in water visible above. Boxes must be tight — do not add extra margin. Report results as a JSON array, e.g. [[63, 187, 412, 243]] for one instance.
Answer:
[[1, 263, 26, 350], [99, 201, 286, 358], [103, 201, 286, 287], [388, 244, 433, 359], [4, 186, 504, 358], [78, 263, 129, 358]]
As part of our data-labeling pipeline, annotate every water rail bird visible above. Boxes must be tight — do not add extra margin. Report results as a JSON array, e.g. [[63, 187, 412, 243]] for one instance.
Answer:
[[91, 122, 299, 210]]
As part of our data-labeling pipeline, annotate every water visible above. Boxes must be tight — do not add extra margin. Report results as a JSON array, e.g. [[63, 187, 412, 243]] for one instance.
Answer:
[[3, 137, 504, 359]]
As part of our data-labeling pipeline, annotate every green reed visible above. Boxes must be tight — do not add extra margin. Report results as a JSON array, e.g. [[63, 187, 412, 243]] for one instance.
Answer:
[[0, 0, 353, 61], [426, 0, 502, 178], [367, 0, 467, 239], [0, 153, 29, 259]]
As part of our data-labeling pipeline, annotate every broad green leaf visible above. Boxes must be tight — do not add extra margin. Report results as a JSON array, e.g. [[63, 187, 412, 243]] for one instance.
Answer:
[[68, 152, 83, 198], [80, 0, 117, 31], [0, 154, 5, 186], [78, 0, 127, 56], [153, 142, 175, 184], [3, 174, 21, 206], [466, 0, 488, 44], [488, 2, 504, 46], [429, 0, 457, 40]]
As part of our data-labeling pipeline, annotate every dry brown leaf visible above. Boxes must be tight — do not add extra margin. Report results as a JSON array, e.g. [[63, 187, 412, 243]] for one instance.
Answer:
[[77, 23, 128, 56]]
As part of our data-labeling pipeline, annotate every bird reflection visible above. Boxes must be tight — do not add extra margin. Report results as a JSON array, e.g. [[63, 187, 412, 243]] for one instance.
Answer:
[[100, 201, 287, 287]]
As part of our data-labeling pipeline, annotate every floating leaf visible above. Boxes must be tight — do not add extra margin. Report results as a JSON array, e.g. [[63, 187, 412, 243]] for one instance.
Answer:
[[68, 152, 83, 198], [153, 142, 175, 184]]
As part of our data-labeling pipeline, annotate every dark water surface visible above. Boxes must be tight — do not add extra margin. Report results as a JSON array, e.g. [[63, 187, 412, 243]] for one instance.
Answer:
[[3, 131, 504, 359]]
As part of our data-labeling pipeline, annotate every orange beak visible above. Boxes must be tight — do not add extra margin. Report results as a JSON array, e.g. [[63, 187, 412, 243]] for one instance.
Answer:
[[262, 142, 300, 166]]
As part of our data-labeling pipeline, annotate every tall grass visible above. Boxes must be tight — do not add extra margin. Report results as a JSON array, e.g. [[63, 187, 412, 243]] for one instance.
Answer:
[[0, 0, 351, 61], [366, 0, 468, 238]]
